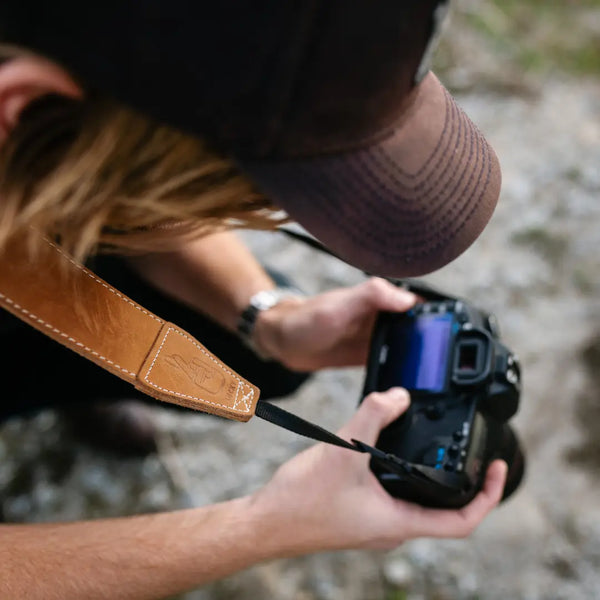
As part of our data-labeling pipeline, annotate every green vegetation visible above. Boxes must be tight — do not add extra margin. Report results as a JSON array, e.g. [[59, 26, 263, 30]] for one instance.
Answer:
[[449, 0, 600, 77], [384, 588, 408, 600], [511, 227, 569, 263]]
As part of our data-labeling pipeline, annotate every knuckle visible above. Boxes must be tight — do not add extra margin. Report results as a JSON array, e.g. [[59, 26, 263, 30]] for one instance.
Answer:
[[364, 277, 389, 297], [457, 521, 475, 539]]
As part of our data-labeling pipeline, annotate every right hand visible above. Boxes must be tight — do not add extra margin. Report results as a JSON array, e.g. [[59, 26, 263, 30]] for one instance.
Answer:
[[253, 278, 417, 370], [250, 388, 507, 554]]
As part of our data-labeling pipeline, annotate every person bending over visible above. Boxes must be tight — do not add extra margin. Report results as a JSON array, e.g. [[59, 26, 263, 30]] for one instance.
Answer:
[[0, 2, 507, 598]]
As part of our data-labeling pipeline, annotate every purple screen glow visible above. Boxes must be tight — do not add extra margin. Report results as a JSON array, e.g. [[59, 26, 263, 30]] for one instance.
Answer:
[[381, 313, 453, 393]]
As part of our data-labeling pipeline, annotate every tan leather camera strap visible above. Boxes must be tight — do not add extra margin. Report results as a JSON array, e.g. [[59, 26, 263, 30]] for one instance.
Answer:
[[0, 237, 260, 422]]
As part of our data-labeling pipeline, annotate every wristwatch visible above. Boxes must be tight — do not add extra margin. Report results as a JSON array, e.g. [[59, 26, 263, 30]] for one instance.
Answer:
[[237, 288, 301, 355]]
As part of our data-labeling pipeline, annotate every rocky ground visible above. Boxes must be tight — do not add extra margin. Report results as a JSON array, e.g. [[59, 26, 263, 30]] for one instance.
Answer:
[[1, 2, 599, 599]]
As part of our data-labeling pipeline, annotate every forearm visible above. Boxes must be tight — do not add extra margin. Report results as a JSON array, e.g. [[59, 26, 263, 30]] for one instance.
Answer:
[[0, 495, 293, 600], [127, 231, 275, 332]]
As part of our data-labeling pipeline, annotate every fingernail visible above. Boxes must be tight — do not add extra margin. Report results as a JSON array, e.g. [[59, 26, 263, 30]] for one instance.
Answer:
[[388, 387, 410, 407], [397, 290, 417, 305], [500, 460, 509, 477]]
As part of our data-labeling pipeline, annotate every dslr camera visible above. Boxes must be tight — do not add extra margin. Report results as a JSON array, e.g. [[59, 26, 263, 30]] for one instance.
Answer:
[[362, 283, 525, 509]]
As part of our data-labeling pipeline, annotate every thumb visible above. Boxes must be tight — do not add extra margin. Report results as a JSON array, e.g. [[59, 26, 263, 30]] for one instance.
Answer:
[[338, 388, 410, 445], [356, 278, 417, 313]]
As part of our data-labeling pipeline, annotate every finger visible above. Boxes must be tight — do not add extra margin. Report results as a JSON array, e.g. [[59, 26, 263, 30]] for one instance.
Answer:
[[458, 459, 508, 523], [356, 278, 417, 313], [401, 460, 508, 539], [337, 388, 410, 444]]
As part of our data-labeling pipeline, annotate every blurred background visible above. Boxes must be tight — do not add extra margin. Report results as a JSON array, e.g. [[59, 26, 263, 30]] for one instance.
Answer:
[[1, 1, 599, 598]]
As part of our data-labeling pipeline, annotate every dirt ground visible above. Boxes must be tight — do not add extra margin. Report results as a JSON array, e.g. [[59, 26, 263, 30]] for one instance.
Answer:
[[1, 2, 599, 599]]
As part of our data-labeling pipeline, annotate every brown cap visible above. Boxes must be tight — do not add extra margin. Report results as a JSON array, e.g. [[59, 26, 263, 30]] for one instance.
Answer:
[[243, 72, 501, 276], [0, 0, 501, 276]]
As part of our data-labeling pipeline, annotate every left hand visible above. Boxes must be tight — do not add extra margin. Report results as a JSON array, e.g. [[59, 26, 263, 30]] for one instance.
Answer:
[[251, 388, 507, 553], [252, 277, 417, 371]]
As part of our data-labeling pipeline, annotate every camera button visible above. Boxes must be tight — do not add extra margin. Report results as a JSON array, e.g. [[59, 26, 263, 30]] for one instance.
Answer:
[[425, 403, 445, 420], [448, 444, 460, 457]]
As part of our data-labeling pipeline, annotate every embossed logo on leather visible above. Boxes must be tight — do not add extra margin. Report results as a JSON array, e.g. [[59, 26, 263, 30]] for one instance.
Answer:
[[164, 354, 225, 395]]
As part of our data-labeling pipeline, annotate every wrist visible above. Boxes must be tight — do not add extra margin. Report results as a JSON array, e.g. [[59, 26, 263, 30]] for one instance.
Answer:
[[237, 289, 304, 360], [252, 296, 305, 361]]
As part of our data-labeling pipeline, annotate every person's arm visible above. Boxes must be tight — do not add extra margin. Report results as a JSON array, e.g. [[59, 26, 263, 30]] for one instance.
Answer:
[[0, 497, 263, 600], [0, 389, 507, 600], [127, 230, 280, 333]]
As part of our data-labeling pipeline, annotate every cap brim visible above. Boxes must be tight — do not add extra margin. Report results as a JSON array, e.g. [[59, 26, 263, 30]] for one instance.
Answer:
[[240, 72, 501, 278]]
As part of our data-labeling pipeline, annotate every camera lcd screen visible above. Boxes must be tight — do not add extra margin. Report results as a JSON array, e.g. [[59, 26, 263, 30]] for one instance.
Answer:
[[380, 312, 453, 393]]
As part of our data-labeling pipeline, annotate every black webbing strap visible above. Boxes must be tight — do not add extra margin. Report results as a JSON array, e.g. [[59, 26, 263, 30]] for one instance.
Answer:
[[256, 401, 412, 478], [255, 400, 462, 488], [278, 228, 454, 303], [255, 400, 358, 451]]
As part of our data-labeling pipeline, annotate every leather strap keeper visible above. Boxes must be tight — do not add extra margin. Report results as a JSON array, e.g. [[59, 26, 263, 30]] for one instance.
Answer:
[[0, 236, 260, 422]]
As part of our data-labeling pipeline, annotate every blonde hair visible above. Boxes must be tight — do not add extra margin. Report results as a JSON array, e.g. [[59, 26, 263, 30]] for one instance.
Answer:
[[0, 46, 285, 261]]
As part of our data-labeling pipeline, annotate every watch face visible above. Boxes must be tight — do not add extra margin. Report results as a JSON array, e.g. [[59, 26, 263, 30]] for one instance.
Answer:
[[251, 289, 295, 311], [252, 290, 278, 310]]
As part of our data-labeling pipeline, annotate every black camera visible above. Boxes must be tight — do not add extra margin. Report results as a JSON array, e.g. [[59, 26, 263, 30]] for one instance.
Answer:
[[362, 286, 525, 508]]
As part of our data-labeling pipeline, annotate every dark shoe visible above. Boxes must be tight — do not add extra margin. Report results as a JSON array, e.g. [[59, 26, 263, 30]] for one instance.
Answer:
[[62, 400, 158, 457]]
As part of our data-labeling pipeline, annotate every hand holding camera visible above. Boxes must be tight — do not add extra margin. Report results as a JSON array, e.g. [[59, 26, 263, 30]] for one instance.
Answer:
[[254, 275, 524, 511], [255, 387, 508, 553]]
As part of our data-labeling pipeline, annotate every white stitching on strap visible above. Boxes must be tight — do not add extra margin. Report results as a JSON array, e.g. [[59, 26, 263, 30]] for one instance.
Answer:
[[0, 292, 137, 377], [143, 326, 254, 413], [233, 384, 253, 412]]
